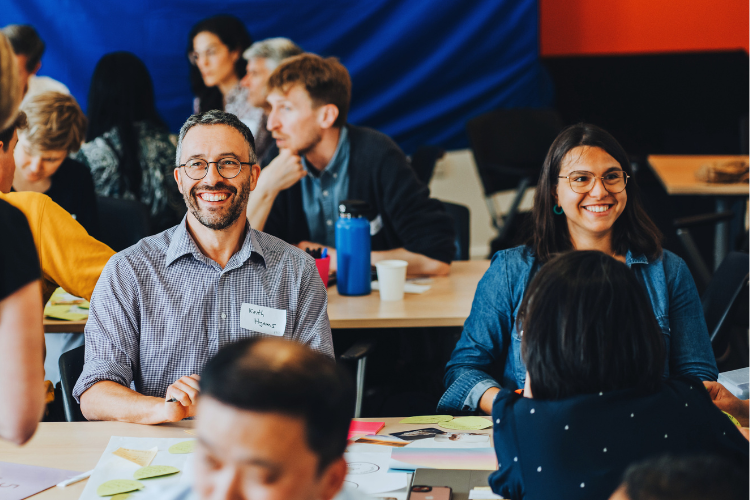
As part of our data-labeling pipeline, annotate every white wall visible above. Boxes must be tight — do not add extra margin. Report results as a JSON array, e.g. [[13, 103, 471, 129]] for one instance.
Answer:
[[428, 149, 535, 260]]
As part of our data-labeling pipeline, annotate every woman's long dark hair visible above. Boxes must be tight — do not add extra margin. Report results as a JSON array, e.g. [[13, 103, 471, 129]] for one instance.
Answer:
[[518, 251, 666, 400], [87, 51, 167, 197], [529, 123, 662, 262], [187, 15, 252, 113]]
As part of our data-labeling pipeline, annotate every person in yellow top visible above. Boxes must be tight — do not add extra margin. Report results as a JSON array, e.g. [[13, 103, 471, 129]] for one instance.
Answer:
[[0, 112, 114, 305]]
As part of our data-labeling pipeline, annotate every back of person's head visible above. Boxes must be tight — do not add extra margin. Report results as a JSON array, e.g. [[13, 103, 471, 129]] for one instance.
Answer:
[[530, 123, 662, 262], [201, 337, 355, 471], [243, 37, 303, 69], [519, 250, 665, 400], [87, 51, 164, 141], [614, 455, 748, 500], [1, 25, 44, 73], [0, 33, 21, 132], [87, 52, 165, 197], [267, 53, 351, 128], [20, 92, 86, 154], [187, 14, 253, 112]]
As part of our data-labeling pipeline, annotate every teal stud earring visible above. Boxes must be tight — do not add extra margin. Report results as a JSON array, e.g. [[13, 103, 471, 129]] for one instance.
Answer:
[[553, 204, 564, 215]]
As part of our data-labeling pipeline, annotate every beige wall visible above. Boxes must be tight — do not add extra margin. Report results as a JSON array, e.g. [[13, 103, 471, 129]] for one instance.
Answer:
[[428, 149, 535, 259]]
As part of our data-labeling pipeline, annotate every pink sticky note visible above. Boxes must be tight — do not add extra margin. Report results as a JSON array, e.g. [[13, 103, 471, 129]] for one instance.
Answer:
[[0, 461, 80, 500], [348, 421, 385, 439]]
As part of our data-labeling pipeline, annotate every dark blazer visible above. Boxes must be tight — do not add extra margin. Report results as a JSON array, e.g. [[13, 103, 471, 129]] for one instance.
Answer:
[[261, 125, 455, 263]]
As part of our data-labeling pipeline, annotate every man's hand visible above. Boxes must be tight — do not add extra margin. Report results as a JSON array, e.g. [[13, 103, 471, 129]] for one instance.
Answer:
[[296, 241, 337, 273], [255, 149, 306, 196], [703, 381, 750, 427], [164, 374, 200, 422]]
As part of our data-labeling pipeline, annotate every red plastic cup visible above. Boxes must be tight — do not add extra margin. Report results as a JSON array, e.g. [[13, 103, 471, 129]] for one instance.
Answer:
[[314, 255, 330, 287]]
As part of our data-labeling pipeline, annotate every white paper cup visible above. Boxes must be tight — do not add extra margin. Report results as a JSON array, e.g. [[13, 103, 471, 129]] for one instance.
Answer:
[[375, 260, 408, 301]]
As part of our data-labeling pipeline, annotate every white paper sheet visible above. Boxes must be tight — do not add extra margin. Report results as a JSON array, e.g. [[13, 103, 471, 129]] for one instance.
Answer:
[[79, 436, 194, 500], [344, 452, 409, 495]]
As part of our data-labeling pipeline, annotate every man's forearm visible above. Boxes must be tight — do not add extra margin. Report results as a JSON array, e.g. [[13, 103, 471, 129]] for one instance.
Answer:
[[80, 381, 166, 424], [371, 248, 450, 276], [246, 186, 278, 232]]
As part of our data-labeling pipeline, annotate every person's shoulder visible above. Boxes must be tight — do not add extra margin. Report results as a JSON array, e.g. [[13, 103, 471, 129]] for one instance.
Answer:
[[0, 191, 52, 218], [0, 198, 28, 228], [489, 245, 536, 271], [109, 225, 177, 268], [25, 75, 70, 98], [58, 157, 94, 180], [348, 124, 402, 155], [251, 229, 315, 267]]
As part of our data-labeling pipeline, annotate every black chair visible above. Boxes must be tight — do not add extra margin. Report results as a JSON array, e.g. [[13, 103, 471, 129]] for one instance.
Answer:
[[97, 196, 151, 251], [673, 211, 736, 292], [442, 201, 470, 261], [58, 345, 86, 422], [466, 108, 563, 254], [701, 251, 749, 371], [410, 145, 445, 185]]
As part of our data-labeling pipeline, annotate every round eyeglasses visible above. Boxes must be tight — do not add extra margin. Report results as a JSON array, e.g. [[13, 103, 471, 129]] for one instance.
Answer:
[[557, 170, 630, 194], [179, 158, 252, 180]]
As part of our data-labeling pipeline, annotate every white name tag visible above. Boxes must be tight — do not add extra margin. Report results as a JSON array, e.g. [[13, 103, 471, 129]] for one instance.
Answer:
[[240, 304, 287, 337]]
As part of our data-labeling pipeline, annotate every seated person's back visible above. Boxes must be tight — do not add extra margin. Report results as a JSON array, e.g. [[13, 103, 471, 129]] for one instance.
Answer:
[[73, 52, 183, 233], [489, 251, 748, 500], [73, 110, 333, 425], [13, 91, 99, 236], [247, 53, 454, 276]]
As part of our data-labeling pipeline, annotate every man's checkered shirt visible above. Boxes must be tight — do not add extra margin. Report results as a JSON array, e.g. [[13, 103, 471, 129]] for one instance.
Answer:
[[73, 219, 333, 402]]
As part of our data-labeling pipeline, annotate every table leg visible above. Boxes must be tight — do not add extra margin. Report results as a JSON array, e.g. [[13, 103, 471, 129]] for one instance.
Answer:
[[715, 198, 728, 269]]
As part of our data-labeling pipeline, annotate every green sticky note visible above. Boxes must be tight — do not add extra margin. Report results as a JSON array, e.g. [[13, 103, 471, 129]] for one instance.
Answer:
[[399, 415, 454, 424], [439, 416, 493, 430], [96, 479, 144, 497], [168, 440, 196, 454], [134, 465, 181, 480]]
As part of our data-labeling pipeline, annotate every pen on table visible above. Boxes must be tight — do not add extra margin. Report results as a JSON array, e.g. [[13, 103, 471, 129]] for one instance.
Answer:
[[57, 469, 94, 488], [166, 397, 177, 403]]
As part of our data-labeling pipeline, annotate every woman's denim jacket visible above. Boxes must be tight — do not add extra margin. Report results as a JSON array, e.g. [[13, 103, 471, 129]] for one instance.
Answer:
[[438, 246, 719, 413]]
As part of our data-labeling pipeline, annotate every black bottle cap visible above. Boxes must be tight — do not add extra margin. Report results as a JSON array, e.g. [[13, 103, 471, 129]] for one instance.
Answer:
[[338, 200, 370, 217]]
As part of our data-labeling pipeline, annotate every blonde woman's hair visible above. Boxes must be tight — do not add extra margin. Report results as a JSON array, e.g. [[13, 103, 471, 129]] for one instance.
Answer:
[[20, 91, 87, 153], [0, 33, 21, 132]]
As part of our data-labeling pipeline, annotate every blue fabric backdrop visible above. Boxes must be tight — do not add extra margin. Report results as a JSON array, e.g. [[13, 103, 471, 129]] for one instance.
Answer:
[[5, 0, 552, 153]]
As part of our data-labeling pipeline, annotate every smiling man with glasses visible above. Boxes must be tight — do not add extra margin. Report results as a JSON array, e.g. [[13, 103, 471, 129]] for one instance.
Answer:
[[74, 110, 333, 425]]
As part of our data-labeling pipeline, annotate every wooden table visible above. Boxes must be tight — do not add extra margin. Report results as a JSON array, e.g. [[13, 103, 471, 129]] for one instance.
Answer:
[[0, 417, 493, 499], [43, 260, 490, 333], [647, 155, 749, 267]]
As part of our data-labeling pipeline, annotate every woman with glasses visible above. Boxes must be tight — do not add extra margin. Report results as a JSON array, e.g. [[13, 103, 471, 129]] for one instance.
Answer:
[[487, 251, 747, 500], [74, 52, 183, 233], [439, 123, 718, 414], [187, 15, 255, 124]]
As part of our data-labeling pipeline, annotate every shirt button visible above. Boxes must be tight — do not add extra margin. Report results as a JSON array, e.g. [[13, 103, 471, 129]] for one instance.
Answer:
[[333, 173, 338, 178], [322, 190, 329, 197], [221, 313, 227, 320], [327, 219, 333, 226]]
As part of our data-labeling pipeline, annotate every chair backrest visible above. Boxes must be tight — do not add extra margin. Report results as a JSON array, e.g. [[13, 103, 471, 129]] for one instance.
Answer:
[[410, 145, 445, 185], [466, 108, 564, 196], [96, 196, 151, 251], [58, 344, 86, 422], [702, 251, 749, 347], [442, 201, 471, 261]]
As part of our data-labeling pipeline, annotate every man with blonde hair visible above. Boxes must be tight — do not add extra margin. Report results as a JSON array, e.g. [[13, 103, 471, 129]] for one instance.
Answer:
[[247, 53, 455, 275], [13, 91, 98, 235], [240, 37, 303, 160]]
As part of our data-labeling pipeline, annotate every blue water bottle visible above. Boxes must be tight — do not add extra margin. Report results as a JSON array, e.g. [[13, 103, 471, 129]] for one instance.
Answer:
[[336, 200, 371, 296]]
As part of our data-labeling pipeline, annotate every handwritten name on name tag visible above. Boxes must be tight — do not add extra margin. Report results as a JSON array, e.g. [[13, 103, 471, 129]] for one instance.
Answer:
[[240, 304, 287, 337]]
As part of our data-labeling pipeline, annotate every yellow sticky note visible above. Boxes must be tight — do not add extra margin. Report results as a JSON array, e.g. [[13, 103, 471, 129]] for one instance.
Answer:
[[184, 429, 197, 435], [168, 440, 196, 454], [43, 304, 89, 321], [439, 416, 493, 430], [96, 479, 144, 497], [111, 495, 131, 500], [113, 447, 158, 467], [133, 465, 180, 480], [399, 415, 454, 424]]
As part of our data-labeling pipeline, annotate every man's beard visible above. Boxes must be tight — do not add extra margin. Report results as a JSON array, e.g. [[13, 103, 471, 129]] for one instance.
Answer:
[[184, 180, 251, 231]]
